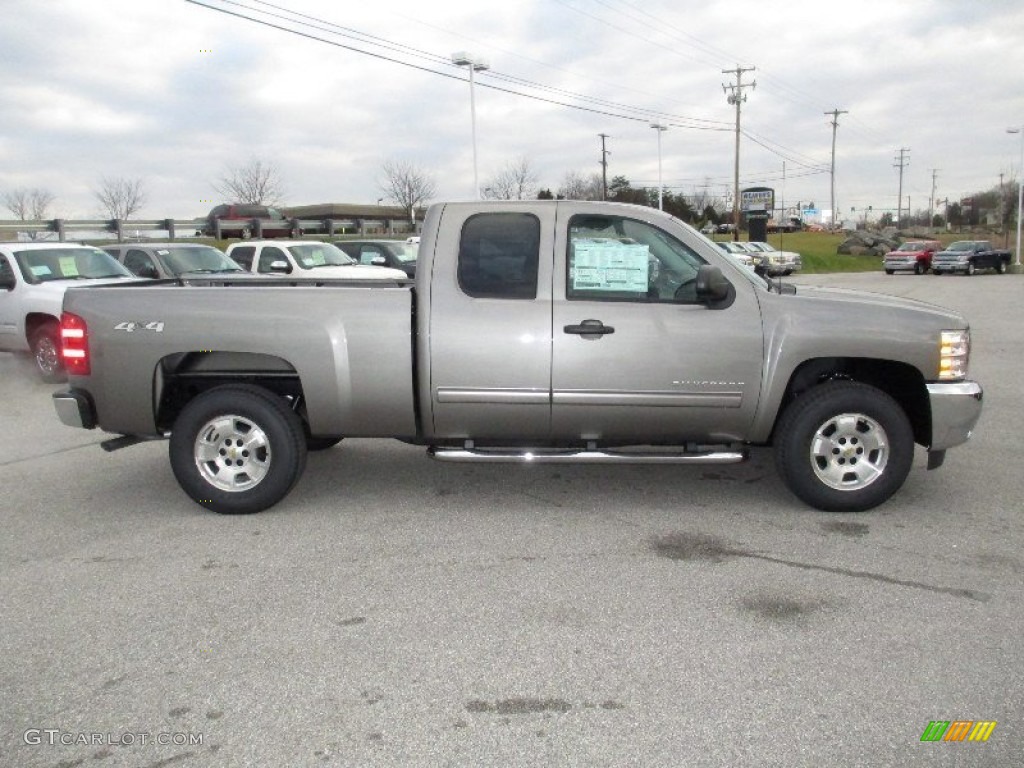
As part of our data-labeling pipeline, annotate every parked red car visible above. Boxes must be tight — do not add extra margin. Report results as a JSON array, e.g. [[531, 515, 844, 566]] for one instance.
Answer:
[[883, 240, 943, 275]]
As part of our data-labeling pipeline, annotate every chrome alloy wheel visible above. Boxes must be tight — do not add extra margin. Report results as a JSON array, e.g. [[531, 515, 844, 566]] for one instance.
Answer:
[[193, 415, 271, 492], [809, 412, 889, 491], [34, 335, 61, 378]]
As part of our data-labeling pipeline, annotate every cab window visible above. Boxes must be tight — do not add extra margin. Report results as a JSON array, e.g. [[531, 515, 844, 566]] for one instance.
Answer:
[[457, 213, 540, 299], [567, 214, 707, 303]]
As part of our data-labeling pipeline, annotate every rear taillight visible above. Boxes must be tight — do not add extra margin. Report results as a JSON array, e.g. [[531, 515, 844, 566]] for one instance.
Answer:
[[60, 312, 90, 376]]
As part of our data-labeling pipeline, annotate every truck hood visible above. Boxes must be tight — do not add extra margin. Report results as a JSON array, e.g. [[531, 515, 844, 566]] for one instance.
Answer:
[[288, 265, 407, 280], [783, 284, 966, 326]]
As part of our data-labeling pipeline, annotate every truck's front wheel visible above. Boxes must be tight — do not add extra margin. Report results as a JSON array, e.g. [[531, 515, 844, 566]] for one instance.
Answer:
[[774, 381, 913, 512], [169, 385, 308, 514]]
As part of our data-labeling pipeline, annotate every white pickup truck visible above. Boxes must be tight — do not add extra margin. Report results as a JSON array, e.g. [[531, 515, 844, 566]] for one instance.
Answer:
[[0, 242, 137, 380], [52, 201, 983, 515], [225, 240, 407, 279]]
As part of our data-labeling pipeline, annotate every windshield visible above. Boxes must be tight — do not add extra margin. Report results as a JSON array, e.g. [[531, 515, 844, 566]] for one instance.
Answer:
[[898, 242, 926, 252], [161, 246, 243, 275], [289, 243, 356, 269], [386, 243, 418, 263], [947, 242, 975, 252], [14, 247, 132, 284]]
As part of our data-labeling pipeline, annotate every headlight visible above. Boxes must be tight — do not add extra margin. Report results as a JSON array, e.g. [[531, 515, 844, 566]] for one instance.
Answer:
[[938, 330, 970, 380]]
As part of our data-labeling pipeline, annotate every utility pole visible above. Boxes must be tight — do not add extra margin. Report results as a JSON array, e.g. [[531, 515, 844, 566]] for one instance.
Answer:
[[894, 148, 910, 227], [722, 65, 756, 240], [825, 109, 847, 228], [929, 169, 939, 230], [598, 133, 610, 201]]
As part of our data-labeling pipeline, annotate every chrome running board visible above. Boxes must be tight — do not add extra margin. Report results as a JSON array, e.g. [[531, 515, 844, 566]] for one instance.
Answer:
[[428, 446, 747, 465]]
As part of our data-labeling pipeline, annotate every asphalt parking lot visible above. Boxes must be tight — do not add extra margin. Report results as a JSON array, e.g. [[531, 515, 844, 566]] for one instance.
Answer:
[[2, 270, 1022, 767]]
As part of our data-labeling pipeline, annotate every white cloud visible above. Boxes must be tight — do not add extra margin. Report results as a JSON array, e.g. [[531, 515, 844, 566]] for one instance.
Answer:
[[0, 0, 1022, 219]]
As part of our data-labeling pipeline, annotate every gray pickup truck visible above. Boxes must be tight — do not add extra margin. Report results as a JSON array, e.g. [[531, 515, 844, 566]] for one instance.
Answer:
[[52, 201, 983, 515]]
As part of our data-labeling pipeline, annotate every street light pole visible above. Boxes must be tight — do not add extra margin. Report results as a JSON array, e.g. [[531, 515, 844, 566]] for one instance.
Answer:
[[452, 52, 490, 200], [1008, 126, 1023, 269], [650, 123, 667, 210]]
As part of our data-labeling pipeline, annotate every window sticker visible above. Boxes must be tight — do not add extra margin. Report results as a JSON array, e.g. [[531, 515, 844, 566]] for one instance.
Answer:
[[59, 257, 80, 276], [571, 239, 650, 293], [31, 264, 53, 277]]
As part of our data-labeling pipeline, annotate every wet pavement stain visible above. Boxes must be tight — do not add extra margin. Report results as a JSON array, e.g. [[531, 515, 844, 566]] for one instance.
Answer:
[[821, 521, 870, 537], [649, 532, 745, 563], [466, 698, 572, 715], [650, 531, 990, 602], [740, 594, 822, 622]]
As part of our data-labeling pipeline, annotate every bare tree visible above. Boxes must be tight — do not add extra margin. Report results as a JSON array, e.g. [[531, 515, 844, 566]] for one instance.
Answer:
[[379, 159, 437, 224], [483, 157, 539, 200], [557, 170, 603, 201], [3, 188, 55, 239], [214, 158, 285, 206], [94, 177, 146, 220]]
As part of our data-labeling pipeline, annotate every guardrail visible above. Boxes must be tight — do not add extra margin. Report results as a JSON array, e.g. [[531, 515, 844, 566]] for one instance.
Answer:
[[0, 217, 416, 242]]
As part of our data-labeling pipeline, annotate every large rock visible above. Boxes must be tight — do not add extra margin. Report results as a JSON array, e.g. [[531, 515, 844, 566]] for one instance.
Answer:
[[837, 230, 898, 256]]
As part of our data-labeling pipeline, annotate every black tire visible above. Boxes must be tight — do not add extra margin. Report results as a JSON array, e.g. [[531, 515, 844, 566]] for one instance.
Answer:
[[932, 269, 942, 275], [913, 262, 924, 275], [306, 436, 342, 451], [996, 260, 1007, 274], [774, 381, 914, 512], [30, 322, 65, 382], [966, 261, 976, 276], [885, 269, 894, 275], [169, 384, 308, 514]]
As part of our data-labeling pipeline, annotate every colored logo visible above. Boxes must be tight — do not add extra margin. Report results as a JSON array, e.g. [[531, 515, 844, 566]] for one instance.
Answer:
[[920, 721, 997, 742]]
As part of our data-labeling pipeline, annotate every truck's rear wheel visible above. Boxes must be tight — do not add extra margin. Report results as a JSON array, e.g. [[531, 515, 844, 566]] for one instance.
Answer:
[[997, 261, 1007, 274], [966, 262, 976, 276], [169, 385, 307, 514], [30, 322, 64, 382], [774, 381, 913, 512]]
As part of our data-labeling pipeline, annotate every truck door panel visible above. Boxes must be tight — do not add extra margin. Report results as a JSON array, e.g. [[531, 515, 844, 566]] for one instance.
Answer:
[[426, 206, 554, 440], [550, 208, 763, 442]]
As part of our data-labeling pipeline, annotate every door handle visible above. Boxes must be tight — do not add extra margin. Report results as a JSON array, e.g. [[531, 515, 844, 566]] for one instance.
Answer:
[[563, 319, 615, 336]]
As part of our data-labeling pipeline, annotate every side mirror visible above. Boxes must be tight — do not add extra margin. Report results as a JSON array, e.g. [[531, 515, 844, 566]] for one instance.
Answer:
[[695, 265, 734, 308], [269, 260, 291, 273], [370, 255, 386, 266]]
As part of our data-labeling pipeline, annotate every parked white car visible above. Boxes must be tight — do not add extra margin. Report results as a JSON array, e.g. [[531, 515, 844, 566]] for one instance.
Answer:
[[740, 242, 803, 276], [225, 241, 407, 280], [0, 242, 138, 380], [715, 241, 756, 270]]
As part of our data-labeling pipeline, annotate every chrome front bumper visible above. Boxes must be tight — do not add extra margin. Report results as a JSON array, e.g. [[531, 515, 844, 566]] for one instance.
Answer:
[[927, 381, 983, 451]]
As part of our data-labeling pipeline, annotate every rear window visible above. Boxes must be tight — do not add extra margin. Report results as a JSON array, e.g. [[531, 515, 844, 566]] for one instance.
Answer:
[[457, 213, 540, 299]]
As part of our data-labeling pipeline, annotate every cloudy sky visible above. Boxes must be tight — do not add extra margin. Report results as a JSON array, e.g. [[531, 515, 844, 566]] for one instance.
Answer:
[[2, 0, 1023, 222]]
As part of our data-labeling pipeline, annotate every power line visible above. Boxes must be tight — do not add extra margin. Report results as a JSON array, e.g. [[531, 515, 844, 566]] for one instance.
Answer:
[[187, 0, 733, 131]]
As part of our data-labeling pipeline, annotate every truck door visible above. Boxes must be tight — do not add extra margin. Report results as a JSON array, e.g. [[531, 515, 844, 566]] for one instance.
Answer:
[[0, 254, 18, 349], [426, 204, 555, 440], [550, 206, 764, 443]]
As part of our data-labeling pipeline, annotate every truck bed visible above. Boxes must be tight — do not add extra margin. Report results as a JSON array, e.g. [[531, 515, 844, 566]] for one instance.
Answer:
[[61, 277, 417, 439]]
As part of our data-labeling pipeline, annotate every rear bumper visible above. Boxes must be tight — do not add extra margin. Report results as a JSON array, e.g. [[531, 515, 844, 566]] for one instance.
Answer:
[[53, 389, 97, 430], [927, 381, 983, 451]]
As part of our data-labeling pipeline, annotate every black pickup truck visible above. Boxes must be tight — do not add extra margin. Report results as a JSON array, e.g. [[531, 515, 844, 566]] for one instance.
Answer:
[[931, 241, 1012, 275]]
